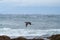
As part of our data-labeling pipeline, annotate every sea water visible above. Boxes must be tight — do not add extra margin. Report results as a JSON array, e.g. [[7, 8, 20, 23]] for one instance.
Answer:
[[0, 14, 60, 38]]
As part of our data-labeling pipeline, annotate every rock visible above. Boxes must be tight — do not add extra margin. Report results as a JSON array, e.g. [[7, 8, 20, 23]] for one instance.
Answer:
[[0, 35, 11, 40], [32, 38, 44, 40], [33, 37, 44, 40], [11, 37, 27, 40], [48, 34, 60, 40]]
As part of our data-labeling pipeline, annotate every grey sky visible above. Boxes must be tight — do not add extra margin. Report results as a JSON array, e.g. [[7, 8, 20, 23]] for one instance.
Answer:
[[0, 0, 60, 14]]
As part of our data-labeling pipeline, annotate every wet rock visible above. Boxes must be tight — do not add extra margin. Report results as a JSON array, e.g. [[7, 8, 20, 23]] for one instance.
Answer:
[[48, 34, 60, 40], [33, 37, 44, 40], [0, 35, 10, 40], [11, 37, 27, 40], [32, 38, 44, 40]]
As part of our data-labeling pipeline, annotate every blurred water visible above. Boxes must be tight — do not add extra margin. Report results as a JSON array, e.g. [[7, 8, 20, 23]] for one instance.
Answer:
[[0, 14, 60, 37], [0, 14, 60, 29]]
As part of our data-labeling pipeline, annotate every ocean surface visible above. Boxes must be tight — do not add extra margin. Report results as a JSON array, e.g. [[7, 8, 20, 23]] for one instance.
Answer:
[[0, 14, 60, 38]]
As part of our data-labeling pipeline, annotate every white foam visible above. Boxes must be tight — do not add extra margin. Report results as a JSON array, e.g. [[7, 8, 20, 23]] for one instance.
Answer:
[[0, 28, 60, 37]]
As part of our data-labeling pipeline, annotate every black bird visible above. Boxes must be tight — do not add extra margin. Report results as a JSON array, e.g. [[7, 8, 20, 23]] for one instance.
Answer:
[[25, 22, 31, 27]]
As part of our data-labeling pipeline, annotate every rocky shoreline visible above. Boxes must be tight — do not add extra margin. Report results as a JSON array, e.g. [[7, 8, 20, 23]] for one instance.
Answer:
[[0, 34, 60, 40]]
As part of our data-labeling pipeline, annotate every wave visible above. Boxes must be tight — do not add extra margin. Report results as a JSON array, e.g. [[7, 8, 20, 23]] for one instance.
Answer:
[[0, 28, 60, 37]]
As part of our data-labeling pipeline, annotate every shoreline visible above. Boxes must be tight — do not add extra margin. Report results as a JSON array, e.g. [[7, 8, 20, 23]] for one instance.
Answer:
[[0, 34, 60, 40]]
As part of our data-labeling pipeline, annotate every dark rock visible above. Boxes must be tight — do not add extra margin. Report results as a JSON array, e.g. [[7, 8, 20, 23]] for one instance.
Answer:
[[11, 37, 27, 40], [32, 37, 44, 40], [32, 38, 44, 40], [48, 34, 60, 40], [0, 35, 10, 40]]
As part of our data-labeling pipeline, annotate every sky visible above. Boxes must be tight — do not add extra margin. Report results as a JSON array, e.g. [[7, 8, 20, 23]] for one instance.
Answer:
[[0, 0, 60, 15]]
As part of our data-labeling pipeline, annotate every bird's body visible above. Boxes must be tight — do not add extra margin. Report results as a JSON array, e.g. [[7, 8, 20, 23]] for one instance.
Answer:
[[25, 22, 31, 27]]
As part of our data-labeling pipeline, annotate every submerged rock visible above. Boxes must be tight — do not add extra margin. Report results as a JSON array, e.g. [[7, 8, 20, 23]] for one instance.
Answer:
[[32, 38, 44, 40], [33, 37, 44, 40]]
